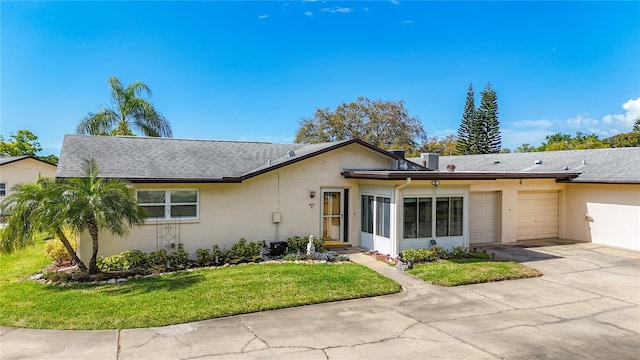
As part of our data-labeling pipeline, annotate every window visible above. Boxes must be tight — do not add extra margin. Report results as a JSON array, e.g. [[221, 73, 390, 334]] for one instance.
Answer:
[[403, 197, 432, 238], [137, 189, 198, 220], [436, 197, 463, 237], [376, 197, 391, 238], [361, 195, 374, 233], [404, 196, 462, 238], [0, 183, 5, 197]]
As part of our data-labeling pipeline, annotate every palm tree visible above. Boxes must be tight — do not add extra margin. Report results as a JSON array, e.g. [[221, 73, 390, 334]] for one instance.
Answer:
[[0, 159, 145, 274], [77, 76, 172, 137]]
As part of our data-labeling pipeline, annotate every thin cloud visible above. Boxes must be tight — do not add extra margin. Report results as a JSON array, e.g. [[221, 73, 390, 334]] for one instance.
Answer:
[[501, 97, 640, 149], [304, 11, 313, 16], [258, 15, 269, 19], [321, 7, 354, 14], [390, 0, 401, 5], [402, 20, 414, 25]]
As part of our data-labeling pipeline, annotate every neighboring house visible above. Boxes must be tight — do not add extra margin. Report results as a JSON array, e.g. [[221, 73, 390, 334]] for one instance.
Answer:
[[0, 156, 58, 225], [56, 134, 640, 264]]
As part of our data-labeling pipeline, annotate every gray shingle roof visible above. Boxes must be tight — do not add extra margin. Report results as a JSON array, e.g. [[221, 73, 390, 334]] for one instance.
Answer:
[[56, 135, 356, 181], [0, 156, 30, 165], [408, 147, 640, 183]]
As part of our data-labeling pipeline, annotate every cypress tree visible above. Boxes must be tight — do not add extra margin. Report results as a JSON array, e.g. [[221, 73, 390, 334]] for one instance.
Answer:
[[456, 83, 475, 154]]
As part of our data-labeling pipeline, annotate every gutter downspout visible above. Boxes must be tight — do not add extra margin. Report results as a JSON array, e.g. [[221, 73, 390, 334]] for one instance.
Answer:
[[393, 178, 411, 257]]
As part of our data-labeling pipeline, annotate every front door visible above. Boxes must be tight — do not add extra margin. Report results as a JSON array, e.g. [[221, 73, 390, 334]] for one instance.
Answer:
[[321, 189, 344, 242]]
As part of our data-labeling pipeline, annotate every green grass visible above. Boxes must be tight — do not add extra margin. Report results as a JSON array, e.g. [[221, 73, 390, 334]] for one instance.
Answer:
[[0, 241, 401, 330], [407, 258, 542, 286]]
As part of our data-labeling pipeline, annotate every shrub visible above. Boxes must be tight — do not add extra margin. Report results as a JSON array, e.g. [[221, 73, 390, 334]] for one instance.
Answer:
[[196, 248, 211, 267], [43, 228, 76, 266], [97, 254, 122, 272], [401, 248, 436, 263], [148, 249, 169, 268], [450, 246, 468, 259], [286, 235, 324, 254], [211, 245, 226, 265], [430, 245, 450, 260], [168, 243, 191, 270], [225, 238, 262, 264], [119, 250, 148, 271]]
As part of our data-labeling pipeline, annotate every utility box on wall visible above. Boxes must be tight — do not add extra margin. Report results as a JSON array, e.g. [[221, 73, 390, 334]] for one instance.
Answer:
[[272, 212, 281, 223]]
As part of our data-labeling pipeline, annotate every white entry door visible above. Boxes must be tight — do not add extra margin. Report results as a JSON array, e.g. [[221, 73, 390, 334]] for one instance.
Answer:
[[470, 192, 498, 244], [321, 189, 344, 242]]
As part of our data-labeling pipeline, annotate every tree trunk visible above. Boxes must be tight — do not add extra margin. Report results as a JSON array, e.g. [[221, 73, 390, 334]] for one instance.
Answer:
[[56, 229, 88, 273], [87, 221, 100, 275]]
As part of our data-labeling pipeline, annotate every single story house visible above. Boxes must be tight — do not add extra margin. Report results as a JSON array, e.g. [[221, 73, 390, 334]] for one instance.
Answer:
[[1, 156, 57, 223], [56, 134, 640, 264]]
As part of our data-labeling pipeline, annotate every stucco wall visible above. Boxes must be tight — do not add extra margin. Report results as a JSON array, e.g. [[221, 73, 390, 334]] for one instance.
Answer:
[[564, 183, 640, 250], [0, 158, 57, 197], [77, 143, 393, 263]]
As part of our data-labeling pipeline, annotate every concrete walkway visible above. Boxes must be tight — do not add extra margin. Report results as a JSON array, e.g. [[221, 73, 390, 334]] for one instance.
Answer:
[[2, 242, 639, 359]]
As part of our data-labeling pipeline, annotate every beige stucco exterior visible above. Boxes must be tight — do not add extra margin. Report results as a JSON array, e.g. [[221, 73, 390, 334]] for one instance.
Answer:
[[76, 144, 640, 263], [77, 143, 394, 263], [0, 157, 57, 200]]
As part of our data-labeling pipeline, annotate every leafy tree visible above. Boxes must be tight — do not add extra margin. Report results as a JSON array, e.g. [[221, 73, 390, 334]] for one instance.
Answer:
[[456, 83, 476, 155], [516, 143, 537, 152], [605, 131, 640, 148], [633, 118, 640, 132], [420, 135, 458, 156], [0, 130, 42, 157], [77, 76, 172, 137], [538, 132, 609, 151], [0, 129, 59, 164], [455, 82, 501, 154], [295, 97, 426, 155], [0, 159, 145, 274]]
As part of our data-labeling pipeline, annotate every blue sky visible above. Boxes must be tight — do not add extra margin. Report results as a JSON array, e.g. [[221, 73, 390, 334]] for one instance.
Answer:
[[2, 1, 639, 156]]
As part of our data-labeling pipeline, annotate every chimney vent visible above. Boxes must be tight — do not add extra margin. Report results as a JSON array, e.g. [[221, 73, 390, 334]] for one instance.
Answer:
[[421, 153, 439, 171], [388, 149, 405, 159]]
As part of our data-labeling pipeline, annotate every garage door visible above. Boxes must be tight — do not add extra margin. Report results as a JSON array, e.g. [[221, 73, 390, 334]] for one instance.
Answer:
[[470, 192, 498, 244], [517, 191, 558, 240]]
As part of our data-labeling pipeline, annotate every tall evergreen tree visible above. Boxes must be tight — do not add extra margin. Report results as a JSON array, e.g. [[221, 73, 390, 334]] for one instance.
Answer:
[[456, 83, 476, 154], [477, 82, 501, 153]]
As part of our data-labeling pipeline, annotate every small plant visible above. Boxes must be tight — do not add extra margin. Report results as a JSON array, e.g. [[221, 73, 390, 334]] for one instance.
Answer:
[[286, 235, 324, 254], [43, 228, 76, 266], [450, 246, 468, 259], [225, 238, 262, 264], [196, 248, 211, 267], [168, 243, 190, 270], [211, 245, 226, 265], [401, 248, 436, 263], [148, 249, 169, 270], [119, 250, 148, 271]]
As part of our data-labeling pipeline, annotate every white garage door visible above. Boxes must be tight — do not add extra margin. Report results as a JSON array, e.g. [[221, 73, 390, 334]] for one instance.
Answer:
[[470, 192, 498, 244], [517, 191, 558, 240]]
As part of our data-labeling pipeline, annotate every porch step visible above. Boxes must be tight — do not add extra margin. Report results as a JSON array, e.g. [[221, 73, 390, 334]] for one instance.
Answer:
[[323, 242, 352, 250]]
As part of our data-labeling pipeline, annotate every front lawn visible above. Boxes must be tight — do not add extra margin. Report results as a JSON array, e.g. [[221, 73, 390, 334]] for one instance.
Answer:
[[407, 258, 542, 286], [0, 241, 401, 330]]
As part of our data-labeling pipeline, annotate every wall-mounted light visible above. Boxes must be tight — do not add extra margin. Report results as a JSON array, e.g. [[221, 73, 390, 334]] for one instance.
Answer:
[[431, 180, 440, 187], [309, 191, 316, 199]]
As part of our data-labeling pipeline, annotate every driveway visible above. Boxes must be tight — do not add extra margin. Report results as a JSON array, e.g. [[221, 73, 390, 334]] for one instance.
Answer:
[[2, 242, 639, 359]]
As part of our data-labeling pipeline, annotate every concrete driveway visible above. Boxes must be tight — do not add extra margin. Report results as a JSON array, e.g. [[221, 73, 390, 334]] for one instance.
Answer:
[[2, 242, 639, 359]]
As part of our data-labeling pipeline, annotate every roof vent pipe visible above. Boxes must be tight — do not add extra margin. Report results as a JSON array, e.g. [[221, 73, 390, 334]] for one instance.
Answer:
[[420, 153, 439, 171], [287, 150, 295, 158]]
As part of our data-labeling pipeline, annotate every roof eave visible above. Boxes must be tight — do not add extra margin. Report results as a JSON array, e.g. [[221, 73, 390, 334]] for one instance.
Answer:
[[341, 170, 581, 181]]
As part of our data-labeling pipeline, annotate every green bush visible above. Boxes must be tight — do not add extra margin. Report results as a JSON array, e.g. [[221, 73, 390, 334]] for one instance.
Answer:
[[401, 248, 436, 263], [97, 254, 122, 272], [168, 244, 190, 270], [148, 249, 169, 267], [43, 228, 76, 266], [225, 238, 262, 264], [119, 250, 148, 270], [196, 248, 211, 267], [430, 245, 450, 259], [211, 245, 226, 265], [286, 235, 324, 254], [450, 246, 468, 259]]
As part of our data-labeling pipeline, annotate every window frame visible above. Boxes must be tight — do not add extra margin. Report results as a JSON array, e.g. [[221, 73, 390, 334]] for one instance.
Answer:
[[136, 189, 199, 221], [403, 195, 463, 239], [0, 182, 6, 197]]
